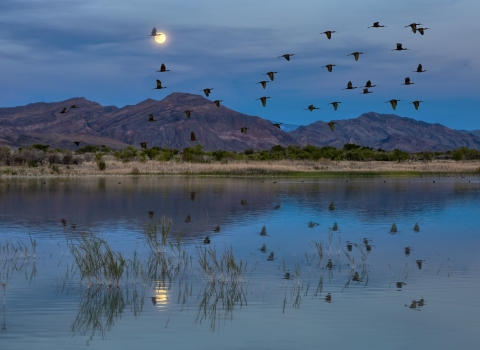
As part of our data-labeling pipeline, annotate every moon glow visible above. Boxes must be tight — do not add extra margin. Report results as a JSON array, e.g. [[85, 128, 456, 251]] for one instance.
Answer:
[[154, 33, 166, 44]]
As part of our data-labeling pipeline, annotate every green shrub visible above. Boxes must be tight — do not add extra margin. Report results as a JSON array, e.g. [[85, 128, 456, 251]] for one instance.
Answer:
[[97, 160, 106, 171], [31, 144, 49, 152]]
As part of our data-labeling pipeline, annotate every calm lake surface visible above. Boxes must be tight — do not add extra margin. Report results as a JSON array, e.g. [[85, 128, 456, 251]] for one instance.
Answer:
[[1, 176, 479, 349]]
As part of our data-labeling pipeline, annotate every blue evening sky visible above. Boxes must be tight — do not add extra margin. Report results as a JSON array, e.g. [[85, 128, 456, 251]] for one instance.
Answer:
[[0, 0, 478, 130]]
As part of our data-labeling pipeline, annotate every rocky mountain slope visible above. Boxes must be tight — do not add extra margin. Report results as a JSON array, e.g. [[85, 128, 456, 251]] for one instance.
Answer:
[[1, 94, 479, 152], [289, 112, 480, 152]]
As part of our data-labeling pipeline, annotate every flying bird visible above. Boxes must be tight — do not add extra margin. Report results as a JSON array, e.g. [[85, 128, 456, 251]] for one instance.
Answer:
[[278, 54, 295, 61], [386, 99, 401, 110], [148, 113, 156, 122], [368, 22, 386, 28], [271, 123, 283, 129], [327, 121, 337, 131], [405, 23, 422, 33], [392, 43, 408, 51], [322, 64, 336, 72], [140, 142, 148, 149], [185, 110, 191, 118], [152, 79, 167, 89], [304, 104, 320, 112], [361, 88, 373, 94], [364, 80, 376, 88], [410, 101, 422, 110], [70, 104, 78, 108], [257, 81, 269, 89], [256, 96, 271, 107], [213, 100, 223, 107], [59, 108, 68, 114], [402, 77, 414, 85], [417, 27, 430, 35], [321, 30, 337, 39], [149, 27, 157, 36], [348, 52, 363, 61], [263, 71, 278, 81], [73, 141, 82, 146], [343, 81, 358, 90], [329, 102, 341, 111], [190, 132, 198, 141], [240, 127, 249, 134], [414, 64, 427, 73], [201, 88, 213, 97], [156, 63, 170, 72]]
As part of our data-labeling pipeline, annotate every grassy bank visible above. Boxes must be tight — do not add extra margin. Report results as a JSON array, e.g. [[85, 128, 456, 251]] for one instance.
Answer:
[[1, 158, 479, 177]]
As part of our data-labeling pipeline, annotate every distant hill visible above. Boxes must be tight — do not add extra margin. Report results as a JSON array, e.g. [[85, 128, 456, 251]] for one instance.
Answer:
[[458, 129, 480, 138], [289, 112, 480, 152], [0, 93, 296, 151], [1, 95, 479, 152]]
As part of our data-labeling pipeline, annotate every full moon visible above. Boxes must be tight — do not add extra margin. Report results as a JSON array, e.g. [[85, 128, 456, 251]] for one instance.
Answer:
[[154, 33, 166, 44]]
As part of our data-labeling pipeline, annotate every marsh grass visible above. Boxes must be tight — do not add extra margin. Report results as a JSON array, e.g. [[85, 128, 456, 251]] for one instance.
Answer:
[[0, 235, 37, 283]]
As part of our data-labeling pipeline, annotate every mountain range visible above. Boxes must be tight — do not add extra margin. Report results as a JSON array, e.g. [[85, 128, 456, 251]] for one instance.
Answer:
[[1, 92, 479, 152]]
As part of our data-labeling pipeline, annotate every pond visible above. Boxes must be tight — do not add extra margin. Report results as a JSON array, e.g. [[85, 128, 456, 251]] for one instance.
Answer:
[[1, 176, 479, 349]]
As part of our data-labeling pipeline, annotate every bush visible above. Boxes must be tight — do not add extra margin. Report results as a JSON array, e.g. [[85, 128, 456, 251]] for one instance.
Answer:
[[31, 144, 49, 152], [97, 160, 106, 171], [244, 148, 254, 155]]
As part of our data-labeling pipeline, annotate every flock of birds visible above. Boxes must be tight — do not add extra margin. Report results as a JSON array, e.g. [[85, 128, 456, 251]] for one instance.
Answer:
[[59, 23, 430, 149]]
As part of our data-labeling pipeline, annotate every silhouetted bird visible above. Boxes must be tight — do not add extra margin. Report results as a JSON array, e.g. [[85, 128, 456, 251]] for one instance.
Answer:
[[190, 132, 198, 141], [405, 247, 411, 256], [185, 214, 191, 223], [260, 225, 267, 236], [263, 71, 278, 81], [203, 236, 210, 244], [191, 191, 196, 201], [271, 123, 282, 129], [368, 22, 386, 28], [256, 96, 270, 107], [260, 244, 267, 253], [240, 127, 249, 134], [392, 43, 408, 51], [414, 64, 427, 73], [329, 102, 341, 111], [417, 27, 429, 35], [411, 101, 422, 110], [74, 141, 82, 146], [152, 79, 167, 89], [61, 218, 67, 226], [305, 104, 320, 112], [416, 260, 424, 269], [214, 225, 220, 232], [327, 121, 337, 131], [149, 27, 157, 36], [325, 293, 332, 303], [156, 63, 170, 72], [148, 211, 154, 219], [347, 243, 352, 251], [140, 142, 148, 149], [148, 113, 156, 122], [405, 23, 422, 33], [201, 88, 213, 97], [364, 80, 376, 88], [150, 297, 157, 305], [348, 52, 363, 61], [278, 54, 295, 61], [402, 77, 414, 85], [413, 222, 420, 231], [343, 81, 358, 90], [322, 64, 336, 72], [241, 199, 247, 205], [70, 104, 78, 108], [284, 271, 291, 279], [213, 100, 222, 107], [321, 31, 337, 39], [257, 81, 269, 89], [185, 110, 191, 118], [326, 259, 333, 269], [386, 99, 401, 110], [267, 252, 274, 261], [396, 282, 407, 289], [352, 272, 360, 281], [361, 88, 373, 94], [60, 108, 68, 114]]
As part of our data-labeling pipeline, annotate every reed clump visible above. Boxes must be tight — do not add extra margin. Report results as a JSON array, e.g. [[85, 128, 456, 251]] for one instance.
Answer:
[[196, 245, 247, 283]]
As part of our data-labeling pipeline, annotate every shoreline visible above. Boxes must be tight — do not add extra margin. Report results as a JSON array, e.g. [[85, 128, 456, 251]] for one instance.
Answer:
[[1, 159, 480, 178]]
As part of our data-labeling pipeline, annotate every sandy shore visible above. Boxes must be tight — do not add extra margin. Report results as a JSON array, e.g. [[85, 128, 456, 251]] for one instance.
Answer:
[[1, 158, 479, 177]]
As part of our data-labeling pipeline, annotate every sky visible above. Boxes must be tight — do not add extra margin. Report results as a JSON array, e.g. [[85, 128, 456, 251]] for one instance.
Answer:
[[1, 0, 479, 130]]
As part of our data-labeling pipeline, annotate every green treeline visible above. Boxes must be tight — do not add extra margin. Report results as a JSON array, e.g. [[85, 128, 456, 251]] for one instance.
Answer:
[[1, 143, 480, 167]]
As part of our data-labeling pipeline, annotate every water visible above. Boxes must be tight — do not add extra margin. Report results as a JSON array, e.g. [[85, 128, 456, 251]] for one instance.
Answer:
[[1, 176, 479, 349]]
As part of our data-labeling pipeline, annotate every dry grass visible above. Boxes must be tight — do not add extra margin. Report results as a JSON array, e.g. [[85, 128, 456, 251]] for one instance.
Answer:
[[1, 157, 480, 177]]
